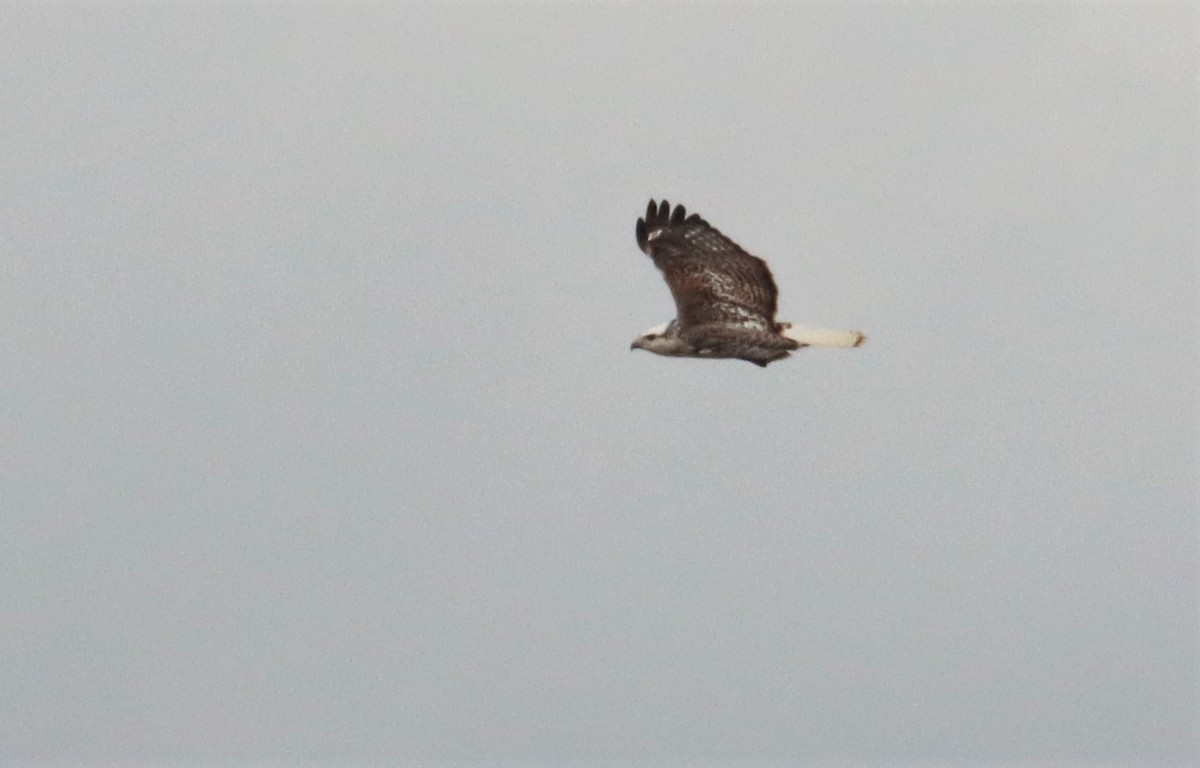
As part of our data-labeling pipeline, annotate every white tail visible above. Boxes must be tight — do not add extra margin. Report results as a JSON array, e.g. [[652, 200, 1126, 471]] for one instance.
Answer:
[[779, 322, 867, 349]]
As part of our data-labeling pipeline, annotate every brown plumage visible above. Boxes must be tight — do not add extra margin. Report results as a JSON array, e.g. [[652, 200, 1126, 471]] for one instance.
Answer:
[[630, 199, 867, 367]]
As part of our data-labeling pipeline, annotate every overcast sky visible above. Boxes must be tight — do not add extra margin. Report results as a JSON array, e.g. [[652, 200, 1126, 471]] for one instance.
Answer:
[[1, 3, 1196, 767]]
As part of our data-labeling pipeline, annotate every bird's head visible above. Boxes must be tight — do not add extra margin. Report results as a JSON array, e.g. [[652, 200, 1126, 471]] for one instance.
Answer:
[[630, 322, 691, 356]]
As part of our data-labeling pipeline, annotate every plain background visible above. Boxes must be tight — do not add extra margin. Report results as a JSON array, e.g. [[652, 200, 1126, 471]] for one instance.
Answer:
[[2, 3, 1196, 766]]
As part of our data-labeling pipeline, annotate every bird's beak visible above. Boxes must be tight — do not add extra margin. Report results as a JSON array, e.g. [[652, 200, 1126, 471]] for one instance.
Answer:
[[630, 338, 642, 351]]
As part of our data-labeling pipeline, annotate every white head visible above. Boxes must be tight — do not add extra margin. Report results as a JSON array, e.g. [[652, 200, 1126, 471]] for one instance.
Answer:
[[630, 321, 694, 357]]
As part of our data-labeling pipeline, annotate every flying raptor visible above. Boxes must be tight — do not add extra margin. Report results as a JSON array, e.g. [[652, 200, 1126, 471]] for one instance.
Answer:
[[630, 200, 866, 367]]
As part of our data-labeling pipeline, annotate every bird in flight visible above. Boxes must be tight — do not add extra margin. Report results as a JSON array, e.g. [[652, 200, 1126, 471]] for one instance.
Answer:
[[630, 199, 866, 367]]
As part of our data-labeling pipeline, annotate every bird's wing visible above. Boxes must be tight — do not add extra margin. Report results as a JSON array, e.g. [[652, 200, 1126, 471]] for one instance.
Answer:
[[635, 199, 779, 330]]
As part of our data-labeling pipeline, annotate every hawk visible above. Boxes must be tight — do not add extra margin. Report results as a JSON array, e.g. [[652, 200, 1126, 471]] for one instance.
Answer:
[[630, 200, 867, 367]]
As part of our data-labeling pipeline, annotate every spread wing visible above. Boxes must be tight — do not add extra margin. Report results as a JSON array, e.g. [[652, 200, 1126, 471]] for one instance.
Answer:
[[635, 199, 780, 331]]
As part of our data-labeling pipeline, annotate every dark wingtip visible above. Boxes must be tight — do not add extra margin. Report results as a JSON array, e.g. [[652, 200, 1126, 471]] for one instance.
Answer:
[[635, 218, 647, 249], [641, 199, 703, 240]]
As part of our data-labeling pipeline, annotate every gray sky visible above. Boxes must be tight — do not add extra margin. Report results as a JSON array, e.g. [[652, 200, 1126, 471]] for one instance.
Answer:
[[1, 3, 1196, 766]]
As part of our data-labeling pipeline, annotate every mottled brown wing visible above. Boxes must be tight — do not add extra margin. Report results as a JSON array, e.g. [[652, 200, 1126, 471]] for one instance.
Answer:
[[635, 199, 780, 330]]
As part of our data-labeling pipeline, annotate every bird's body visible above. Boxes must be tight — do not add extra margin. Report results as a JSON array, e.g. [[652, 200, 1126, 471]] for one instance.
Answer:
[[630, 200, 866, 367]]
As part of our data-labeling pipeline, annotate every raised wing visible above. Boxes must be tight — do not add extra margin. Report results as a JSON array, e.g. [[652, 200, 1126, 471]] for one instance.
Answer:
[[635, 199, 779, 330]]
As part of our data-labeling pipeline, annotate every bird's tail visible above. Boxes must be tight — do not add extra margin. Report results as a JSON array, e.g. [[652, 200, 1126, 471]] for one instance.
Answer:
[[779, 322, 867, 349]]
